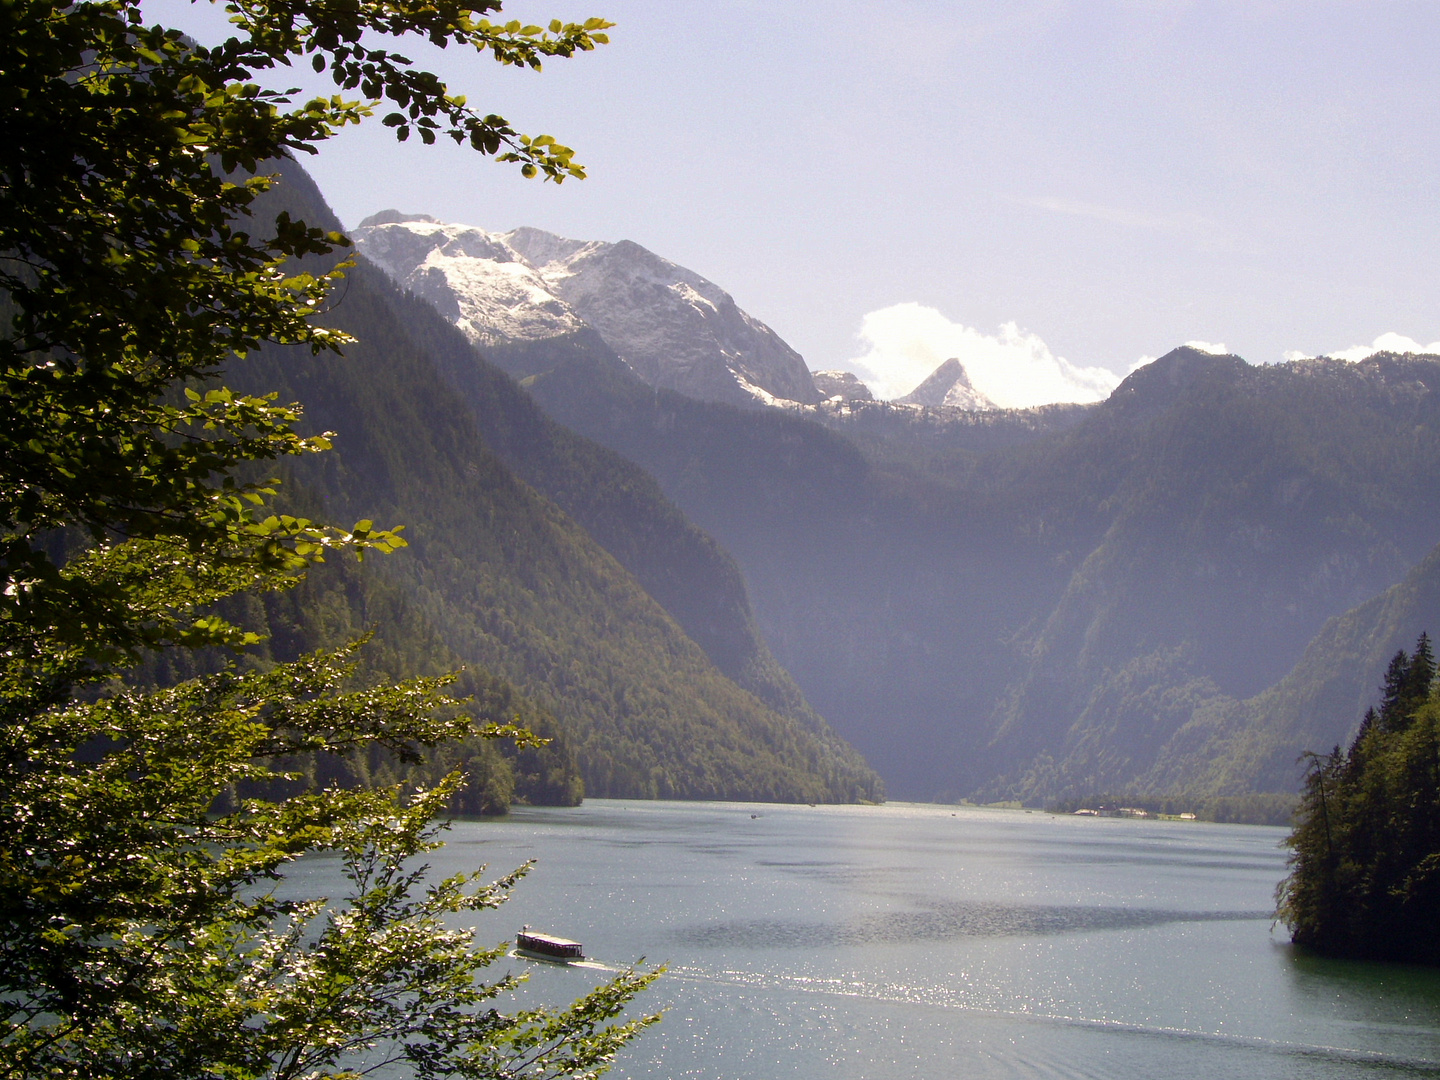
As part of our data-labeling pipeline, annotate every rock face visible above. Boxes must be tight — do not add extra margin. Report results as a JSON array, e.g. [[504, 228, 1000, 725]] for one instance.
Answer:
[[896, 357, 996, 410], [811, 369, 874, 401], [353, 212, 823, 408]]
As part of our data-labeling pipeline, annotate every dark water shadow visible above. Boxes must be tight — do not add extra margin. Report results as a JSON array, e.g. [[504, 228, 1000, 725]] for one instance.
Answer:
[[1282, 945, 1440, 1029], [674, 899, 1270, 948]]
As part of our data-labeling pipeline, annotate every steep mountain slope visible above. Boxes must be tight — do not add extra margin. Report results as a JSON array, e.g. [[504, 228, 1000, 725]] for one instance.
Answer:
[[365, 287, 828, 730], [1144, 541, 1440, 797], [979, 349, 1440, 801], [478, 332, 1062, 797], [223, 163, 881, 803], [353, 213, 823, 408]]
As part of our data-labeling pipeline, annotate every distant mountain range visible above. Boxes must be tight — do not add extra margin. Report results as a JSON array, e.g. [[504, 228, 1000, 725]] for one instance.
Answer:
[[279, 195, 1440, 810], [514, 336, 1440, 805]]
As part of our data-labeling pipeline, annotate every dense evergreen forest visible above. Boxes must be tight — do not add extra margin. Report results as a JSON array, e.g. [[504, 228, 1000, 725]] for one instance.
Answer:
[[1278, 635, 1440, 963]]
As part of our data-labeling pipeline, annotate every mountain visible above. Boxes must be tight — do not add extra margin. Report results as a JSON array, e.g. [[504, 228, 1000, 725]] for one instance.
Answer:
[[976, 348, 1440, 802], [895, 357, 996, 410], [812, 370, 874, 401], [480, 335, 1440, 802], [353, 213, 824, 408], [349, 199, 1440, 807], [1144, 541, 1440, 797], [361, 274, 829, 730], [215, 165, 882, 804], [473, 330, 1067, 798]]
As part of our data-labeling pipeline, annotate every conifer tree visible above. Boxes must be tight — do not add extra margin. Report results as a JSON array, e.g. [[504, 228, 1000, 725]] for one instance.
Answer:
[[1277, 633, 1440, 963], [1378, 648, 1413, 731]]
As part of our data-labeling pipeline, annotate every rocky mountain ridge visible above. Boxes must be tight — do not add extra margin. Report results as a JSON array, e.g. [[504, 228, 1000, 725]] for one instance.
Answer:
[[354, 212, 824, 408], [812, 369, 874, 401], [212, 169, 885, 805]]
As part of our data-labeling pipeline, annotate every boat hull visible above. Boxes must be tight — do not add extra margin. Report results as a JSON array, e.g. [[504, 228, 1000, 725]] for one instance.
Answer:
[[515, 930, 584, 962]]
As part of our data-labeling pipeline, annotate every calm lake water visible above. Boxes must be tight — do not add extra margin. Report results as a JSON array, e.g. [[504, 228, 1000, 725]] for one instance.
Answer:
[[295, 800, 1440, 1079]]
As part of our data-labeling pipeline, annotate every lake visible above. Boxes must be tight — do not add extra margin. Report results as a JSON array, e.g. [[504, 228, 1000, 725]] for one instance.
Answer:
[[301, 800, 1440, 1078]]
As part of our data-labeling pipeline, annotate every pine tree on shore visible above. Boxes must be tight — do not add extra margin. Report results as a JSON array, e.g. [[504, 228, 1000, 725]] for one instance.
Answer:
[[1277, 633, 1440, 963]]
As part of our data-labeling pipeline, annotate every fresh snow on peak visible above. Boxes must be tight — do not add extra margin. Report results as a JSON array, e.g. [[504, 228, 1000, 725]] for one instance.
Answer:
[[501, 226, 596, 270], [352, 217, 823, 408], [353, 219, 584, 346], [357, 209, 441, 228]]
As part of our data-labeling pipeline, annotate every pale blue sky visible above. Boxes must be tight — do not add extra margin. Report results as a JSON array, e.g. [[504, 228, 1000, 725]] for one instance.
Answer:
[[147, 0, 1440, 397]]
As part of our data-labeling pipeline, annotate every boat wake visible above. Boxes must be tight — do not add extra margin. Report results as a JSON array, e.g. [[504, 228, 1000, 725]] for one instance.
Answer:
[[506, 950, 622, 973], [659, 964, 1440, 1074]]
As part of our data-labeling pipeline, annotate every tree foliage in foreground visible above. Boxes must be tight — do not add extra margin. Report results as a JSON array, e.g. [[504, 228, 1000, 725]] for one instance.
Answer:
[[1, 0, 658, 1075], [1277, 633, 1440, 963]]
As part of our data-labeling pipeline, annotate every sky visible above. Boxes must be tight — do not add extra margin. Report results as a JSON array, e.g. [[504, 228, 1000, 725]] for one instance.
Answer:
[[144, 0, 1440, 405]]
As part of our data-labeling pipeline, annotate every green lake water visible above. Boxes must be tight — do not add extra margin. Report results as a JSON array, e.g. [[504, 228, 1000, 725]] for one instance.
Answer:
[[293, 799, 1440, 1078]]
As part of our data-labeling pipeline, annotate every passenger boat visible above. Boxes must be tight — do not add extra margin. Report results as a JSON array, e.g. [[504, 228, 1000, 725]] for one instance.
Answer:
[[515, 926, 585, 962]]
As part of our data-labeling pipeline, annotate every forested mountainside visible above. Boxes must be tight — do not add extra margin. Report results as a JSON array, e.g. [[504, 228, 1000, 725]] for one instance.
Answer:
[[1145, 541, 1440, 798], [976, 349, 1440, 803], [208, 161, 881, 805], [365, 301, 824, 730], [469, 331, 1074, 798], [798, 397, 1093, 479], [440, 321, 1440, 804]]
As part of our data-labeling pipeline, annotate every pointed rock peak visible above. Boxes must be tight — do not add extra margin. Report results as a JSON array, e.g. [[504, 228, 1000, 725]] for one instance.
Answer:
[[812, 370, 874, 401], [895, 358, 995, 410], [357, 209, 440, 228], [1168, 343, 1241, 362]]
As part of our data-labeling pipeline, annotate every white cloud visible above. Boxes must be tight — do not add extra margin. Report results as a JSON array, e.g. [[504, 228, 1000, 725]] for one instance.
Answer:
[[1184, 340, 1230, 355], [842, 303, 1122, 408], [1286, 332, 1440, 363]]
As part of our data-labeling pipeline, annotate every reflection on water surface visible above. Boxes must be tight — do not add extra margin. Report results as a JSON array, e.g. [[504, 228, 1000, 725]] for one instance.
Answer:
[[674, 899, 1271, 948]]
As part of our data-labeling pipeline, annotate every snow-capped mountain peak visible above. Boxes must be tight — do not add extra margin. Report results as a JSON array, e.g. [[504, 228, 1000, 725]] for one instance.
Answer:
[[896, 358, 996, 410], [352, 213, 823, 407], [354, 215, 584, 346]]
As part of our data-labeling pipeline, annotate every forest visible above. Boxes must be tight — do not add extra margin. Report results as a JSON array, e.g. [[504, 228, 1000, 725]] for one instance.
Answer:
[[1278, 634, 1440, 962]]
